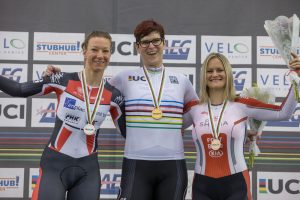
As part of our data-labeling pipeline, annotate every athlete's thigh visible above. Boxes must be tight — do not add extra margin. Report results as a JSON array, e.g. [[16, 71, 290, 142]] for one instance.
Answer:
[[67, 161, 101, 200], [32, 155, 66, 200], [225, 191, 247, 200], [38, 172, 66, 200], [117, 158, 153, 200], [155, 160, 188, 200], [223, 173, 248, 200], [192, 185, 214, 200], [66, 174, 100, 200], [192, 174, 215, 200]]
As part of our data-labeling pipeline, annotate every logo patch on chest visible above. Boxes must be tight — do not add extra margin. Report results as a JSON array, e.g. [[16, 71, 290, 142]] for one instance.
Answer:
[[169, 76, 179, 84]]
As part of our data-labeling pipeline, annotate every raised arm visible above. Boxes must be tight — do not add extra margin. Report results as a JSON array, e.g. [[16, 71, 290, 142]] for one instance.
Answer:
[[0, 75, 46, 97], [239, 53, 300, 121]]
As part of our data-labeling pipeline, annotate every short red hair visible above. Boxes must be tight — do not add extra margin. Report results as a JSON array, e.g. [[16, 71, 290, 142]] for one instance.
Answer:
[[134, 19, 165, 42]]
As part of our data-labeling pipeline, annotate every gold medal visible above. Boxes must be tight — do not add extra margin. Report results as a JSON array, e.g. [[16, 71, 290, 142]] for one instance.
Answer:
[[211, 138, 221, 150], [142, 66, 165, 120], [152, 107, 163, 120]]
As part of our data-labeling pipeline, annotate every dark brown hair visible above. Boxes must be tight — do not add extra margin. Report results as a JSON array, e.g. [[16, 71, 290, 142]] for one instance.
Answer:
[[134, 19, 165, 43]]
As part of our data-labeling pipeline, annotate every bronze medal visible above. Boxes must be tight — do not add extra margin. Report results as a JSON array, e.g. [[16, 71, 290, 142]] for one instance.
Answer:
[[211, 138, 221, 150], [207, 100, 228, 150]]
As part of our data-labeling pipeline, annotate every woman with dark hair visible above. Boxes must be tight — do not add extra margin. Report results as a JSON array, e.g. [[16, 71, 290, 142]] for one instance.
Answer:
[[0, 31, 125, 200], [109, 19, 199, 200]]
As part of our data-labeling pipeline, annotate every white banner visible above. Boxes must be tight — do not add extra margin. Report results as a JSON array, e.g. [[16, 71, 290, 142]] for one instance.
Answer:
[[257, 36, 300, 65], [0, 64, 28, 92], [0, 31, 28, 60], [0, 98, 26, 127], [0, 168, 24, 198], [232, 68, 252, 93], [100, 169, 122, 199], [163, 35, 196, 64], [28, 168, 39, 198], [201, 35, 252, 64], [257, 171, 300, 200], [110, 34, 138, 63], [257, 68, 291, 97], [33, 32, 84, 61], [31, 98, 57, 127]]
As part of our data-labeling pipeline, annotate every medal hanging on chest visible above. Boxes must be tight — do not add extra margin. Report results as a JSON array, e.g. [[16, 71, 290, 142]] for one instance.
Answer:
[[142, 66, 165, 120], [207, 100, 228, 150], [81, 70, 104, 135]]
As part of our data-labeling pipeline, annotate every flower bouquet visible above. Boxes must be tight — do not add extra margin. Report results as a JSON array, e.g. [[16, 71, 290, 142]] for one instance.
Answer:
[[241, 85, 275, 169], [264, 14, 299, 67]]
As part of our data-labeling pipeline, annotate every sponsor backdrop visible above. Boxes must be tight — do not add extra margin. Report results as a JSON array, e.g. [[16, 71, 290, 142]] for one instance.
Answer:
[[0, 0, 300, 199]]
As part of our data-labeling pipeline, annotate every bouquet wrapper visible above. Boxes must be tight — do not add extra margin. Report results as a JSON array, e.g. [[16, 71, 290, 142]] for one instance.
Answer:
[[289, 71, 300, 102], [264, 14, 299, 67], [241, 87, 275, 169], [247, 120, 264, 169]]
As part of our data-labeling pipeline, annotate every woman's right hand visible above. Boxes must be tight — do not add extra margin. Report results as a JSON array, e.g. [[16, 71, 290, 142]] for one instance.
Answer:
[[43, 65, 61, 77]]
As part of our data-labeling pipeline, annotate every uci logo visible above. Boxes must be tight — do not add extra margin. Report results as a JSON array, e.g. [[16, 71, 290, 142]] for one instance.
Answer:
[[0, 104, 25, 119], [128, 76, 146, 81], [111, 41, 138, 56], [259, 178, 300, 195]]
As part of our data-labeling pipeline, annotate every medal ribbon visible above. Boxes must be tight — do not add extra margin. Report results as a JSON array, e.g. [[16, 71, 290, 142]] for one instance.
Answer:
[[142, 66, 165, 110], [207, 100, 227, 139], [81, 70, 104, 125]]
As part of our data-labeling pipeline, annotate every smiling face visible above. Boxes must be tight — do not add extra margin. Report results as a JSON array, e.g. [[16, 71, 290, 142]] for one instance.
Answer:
[[206, 57, 227, 91], [136, 31, 165, 68], [83, 36, 111, 72]]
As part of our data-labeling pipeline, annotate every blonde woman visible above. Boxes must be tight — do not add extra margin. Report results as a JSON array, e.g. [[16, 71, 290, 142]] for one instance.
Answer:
[[188, 52, 300, 200]]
